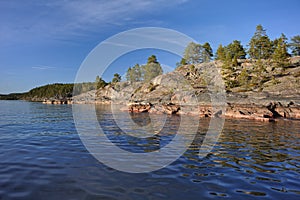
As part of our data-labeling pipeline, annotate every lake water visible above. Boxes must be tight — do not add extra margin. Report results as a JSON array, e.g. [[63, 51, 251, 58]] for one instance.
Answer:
[[0, 101, 300, 200]]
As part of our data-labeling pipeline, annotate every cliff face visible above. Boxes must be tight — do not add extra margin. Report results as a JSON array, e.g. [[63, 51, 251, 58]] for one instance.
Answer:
[[74, 57, 300, 121]]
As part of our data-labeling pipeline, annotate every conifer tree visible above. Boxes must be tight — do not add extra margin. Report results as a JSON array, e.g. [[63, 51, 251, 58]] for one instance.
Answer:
[[272, 33, 290, 71], [95, 75, 107, 89], [227, 40, 247, 59], [184, 42, 211, 64], [238, 67, 250, 89], [202, 42, 213, 61], [112, 73, 121, 83], [251, 59, 268, 90], [289, 35, 300, 56], [215, 44, 226, 61], [142, 55, 163, 82], [126, 64, 142, 83], [248, 24, 273, 59], [184, 42, 203, 64]]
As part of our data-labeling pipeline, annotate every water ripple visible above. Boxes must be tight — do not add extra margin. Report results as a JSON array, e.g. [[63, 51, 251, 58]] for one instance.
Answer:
[[0, 102, 299, 199]]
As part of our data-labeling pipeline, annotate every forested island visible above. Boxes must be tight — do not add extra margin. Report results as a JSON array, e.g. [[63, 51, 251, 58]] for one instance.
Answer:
[[0, 83, 74, 101]]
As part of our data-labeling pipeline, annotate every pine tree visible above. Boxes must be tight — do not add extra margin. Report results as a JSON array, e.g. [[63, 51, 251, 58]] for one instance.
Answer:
[[202, 42, 213, 62], [238, 67, 250, 89], [218, 41, 246, 90], [232, 55, 238, 67], [126, 67, 132, 82], [142, 56, 163, 82], [248, 24, 273, 59], [221, 52, 239, 89], [133, 64, 142, 82], [227, 40, 247, 59], [147, 55, 158, 64], [95, 75, 107, 89], [272, 34, 289, 71], [215, 44, 226, 61], [251, 59, 267, 90], [289, 35, 300, 56], [184, 42, 202, 64], [112, 73, 121, 83], [126, 64, 142, 83], [184, 42, 211, 64]]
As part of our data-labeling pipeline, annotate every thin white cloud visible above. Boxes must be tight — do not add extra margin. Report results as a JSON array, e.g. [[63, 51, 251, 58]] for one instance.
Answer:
[[102, 41, 136, 48], [51, 0, 189, 35], [0, 0, 189, 44], [32, 66, 56, 70]]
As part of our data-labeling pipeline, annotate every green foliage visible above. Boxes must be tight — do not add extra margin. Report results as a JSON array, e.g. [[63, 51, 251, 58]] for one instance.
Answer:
[[219, 40, 246, 89], [221, 52, 238, 89], [73, 82, 96, 95], [202, 42, 213, 61], [272, 34, 290, 71], [147, 55, 158, 64], [271, 33, 287, 53], [215, 44, 226, 60], [184, 42, 211, 64], [112, 73, 121, 83], [216, 41, 246, 62], [95, 75, 108, 89], [238, 68, 251, 89], [248, 24, 273, 59], [176, 58, 187, 68], [180, 58, 187, 65], [232, 55, 238, 67], [289, 35, 300, 56], [126, 67, 131, 81], [126, 64, 142, 82], [0, 93, 24, 100], [26, 83, 74, 99], [143, 55, 162, 82], [142, 62, 163, 82], [184, 42, 202, 64], [227, 40, 247, 59], [189, 65, 195, 71], [126, 55, 163, 83], [251, 59, 268, 90]]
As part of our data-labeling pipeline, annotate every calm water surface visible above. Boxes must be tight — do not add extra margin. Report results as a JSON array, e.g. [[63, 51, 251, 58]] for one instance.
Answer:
[[0, 101, 300, 200]]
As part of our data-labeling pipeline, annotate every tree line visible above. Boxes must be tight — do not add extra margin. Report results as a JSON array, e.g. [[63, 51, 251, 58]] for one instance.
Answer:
[[179, 24, 300, 90], [26, 83, 74, 99], [95, 24, 300, 91], [125, 55, 163, 83], [94, 54, 163, 87], [181, 24, 300, 65]]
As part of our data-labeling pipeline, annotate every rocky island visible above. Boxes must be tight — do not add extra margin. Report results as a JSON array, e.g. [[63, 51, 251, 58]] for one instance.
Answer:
[[72, 56, 300, 121], [3, 25, 300, 122], [72, 25, 300, 121]]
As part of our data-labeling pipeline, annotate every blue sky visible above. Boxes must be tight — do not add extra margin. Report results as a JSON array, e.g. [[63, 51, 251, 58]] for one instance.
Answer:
[[1, 0, 300, 94]]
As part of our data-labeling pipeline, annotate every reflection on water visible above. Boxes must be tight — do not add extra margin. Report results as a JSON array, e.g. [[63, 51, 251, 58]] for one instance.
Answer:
[[97, 105, 181, 153], [0, 101, 300, 199]]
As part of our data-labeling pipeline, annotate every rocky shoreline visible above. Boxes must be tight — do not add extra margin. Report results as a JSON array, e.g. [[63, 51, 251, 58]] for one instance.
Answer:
[[125, 99, 300, 122], [71, 89, 300, 123], [62, 58, 300, 122], [42, 99, 72, 104], [48, 90, 300, 122]]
